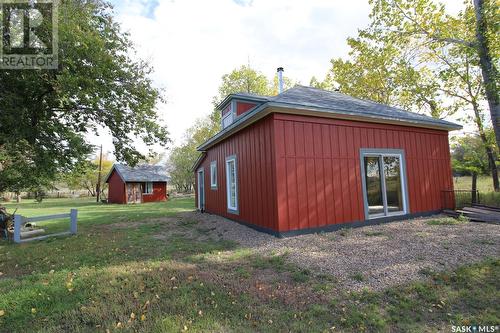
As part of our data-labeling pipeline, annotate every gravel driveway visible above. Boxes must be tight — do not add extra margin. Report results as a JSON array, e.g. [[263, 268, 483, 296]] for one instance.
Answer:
[[178, 211, 500, 291]]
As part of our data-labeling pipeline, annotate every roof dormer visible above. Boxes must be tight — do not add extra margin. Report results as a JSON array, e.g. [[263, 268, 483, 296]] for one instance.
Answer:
[[217, 93, 269, 129]]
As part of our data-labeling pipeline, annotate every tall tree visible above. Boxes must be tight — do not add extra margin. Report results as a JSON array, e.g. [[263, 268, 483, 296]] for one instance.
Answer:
[[0, 0, 169, 194], [210, 65, 294, 126], [452, 130, 497, 197], [64, 153, 114, 197], [473, 0, 499, 153], [169, 65, 295, 192], [168, 117, 217, 193], [433, 41, 499, 191], [368, 0, 499, 151], [322, 37, 453, 118], [323, 0, 499, 190]]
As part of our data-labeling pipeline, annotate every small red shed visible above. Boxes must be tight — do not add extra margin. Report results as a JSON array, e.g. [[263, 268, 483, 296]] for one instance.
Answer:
[[105, 164, 169, 204], [193, 85, 462, 237]]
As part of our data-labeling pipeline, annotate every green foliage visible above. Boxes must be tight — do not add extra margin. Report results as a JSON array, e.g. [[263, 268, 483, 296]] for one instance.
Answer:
[[211, 65, 295, 125], [63, 154, 114, 196], [168, 117, 219, 193], [452, 130, 497, 175], [323, 37, 451, 118], [0, 0, 168, 194], [170, 65, 296, 193]]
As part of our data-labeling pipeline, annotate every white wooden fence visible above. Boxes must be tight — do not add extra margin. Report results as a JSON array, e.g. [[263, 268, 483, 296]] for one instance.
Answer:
[[13, 209, 78, 243]]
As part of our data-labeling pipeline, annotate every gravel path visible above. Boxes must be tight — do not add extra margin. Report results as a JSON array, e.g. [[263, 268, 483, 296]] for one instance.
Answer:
[[178, 211, 500, 291]]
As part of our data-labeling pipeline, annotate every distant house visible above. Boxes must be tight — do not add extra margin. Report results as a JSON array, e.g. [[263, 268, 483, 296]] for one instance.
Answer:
[[105, 164, 169, 204], [193, 84, 462, 237]]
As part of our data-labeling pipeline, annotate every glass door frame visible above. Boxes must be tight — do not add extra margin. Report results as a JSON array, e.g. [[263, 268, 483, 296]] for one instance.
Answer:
[[197, 168, 205, 211], [359, 148, 410, 220]]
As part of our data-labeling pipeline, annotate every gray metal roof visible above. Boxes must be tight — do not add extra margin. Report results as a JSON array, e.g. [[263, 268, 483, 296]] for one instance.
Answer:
[[198, 85, 462, 151], [106, 164, 170, 183]]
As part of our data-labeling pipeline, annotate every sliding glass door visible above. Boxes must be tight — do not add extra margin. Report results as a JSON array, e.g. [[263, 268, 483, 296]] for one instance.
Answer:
[[361, 150, 408, 219]]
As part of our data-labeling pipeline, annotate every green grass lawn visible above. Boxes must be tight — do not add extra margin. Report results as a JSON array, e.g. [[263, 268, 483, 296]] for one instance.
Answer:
[[0, 198, 499, 332]]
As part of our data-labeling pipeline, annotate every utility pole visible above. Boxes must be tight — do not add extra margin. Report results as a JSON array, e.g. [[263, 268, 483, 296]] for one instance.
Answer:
[[96, 144, 103, 203]]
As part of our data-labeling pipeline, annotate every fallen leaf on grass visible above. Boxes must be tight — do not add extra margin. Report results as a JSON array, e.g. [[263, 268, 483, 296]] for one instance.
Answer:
[[140, 314, 146, 321], [0, 310, 5, 316], [31, 308, 37, 314]]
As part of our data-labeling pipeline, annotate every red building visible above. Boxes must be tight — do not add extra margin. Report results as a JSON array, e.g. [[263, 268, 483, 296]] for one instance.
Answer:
[[105, 164, 169, 204], [193, 85, 461, 236]]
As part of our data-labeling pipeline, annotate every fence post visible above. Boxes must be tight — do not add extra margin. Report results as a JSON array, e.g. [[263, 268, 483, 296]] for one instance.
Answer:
[[13, 215, 22, 243], [70, 209, 77, 234]]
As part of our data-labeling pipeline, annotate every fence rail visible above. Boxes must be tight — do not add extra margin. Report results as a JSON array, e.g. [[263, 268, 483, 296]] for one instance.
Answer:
[[13, 209, 78, 243], [442, 190, 481, 210]]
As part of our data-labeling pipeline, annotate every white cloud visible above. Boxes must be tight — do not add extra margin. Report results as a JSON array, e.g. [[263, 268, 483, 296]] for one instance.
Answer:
[[94, 0, 467, 159]]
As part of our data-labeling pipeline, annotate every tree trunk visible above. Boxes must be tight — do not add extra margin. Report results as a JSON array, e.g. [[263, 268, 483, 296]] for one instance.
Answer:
[[473, 0, 500, 153], [471, 172, 478, 204], [472, 100, 499, 191], [485, 145, 500, 191]]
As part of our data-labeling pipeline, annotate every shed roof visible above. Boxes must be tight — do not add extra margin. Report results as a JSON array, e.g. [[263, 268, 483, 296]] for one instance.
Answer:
[[198, 85, 462, 151], [105, 164, 170, 183]]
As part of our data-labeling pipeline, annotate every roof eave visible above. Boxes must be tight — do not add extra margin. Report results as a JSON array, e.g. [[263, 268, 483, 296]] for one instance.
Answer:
[[198, 102, 271, 151], [216, 93, 269, 111], [104, 165, 126, 183], [198, 103, 462, 151], [267, 102, 463, 131], [191, 152, 206, 171]]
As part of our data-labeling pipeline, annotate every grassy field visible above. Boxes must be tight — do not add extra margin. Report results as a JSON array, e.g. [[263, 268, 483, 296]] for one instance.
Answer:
[[453, 176, 500, 207], [0, 198, 499, 332], [453, 175, 496, 192]]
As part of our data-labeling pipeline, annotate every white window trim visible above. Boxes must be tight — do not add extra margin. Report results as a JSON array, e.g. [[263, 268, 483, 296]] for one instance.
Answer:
[[144, 182, 153, 194], [210, 161, 217, 189], [359, 148, 409, 220], [222, 112, 233, 129], [197, 168, 205, 210], [225, 155, 238, 214]]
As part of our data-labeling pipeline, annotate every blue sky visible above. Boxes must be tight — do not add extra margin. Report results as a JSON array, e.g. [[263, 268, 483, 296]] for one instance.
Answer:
[[94, 0, 464, 158]]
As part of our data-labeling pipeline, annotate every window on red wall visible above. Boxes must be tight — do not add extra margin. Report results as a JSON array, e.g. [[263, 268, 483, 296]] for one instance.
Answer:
[[225, 155, 238, 213], [144, 182, 153, 194], [210, 161, 217, 189]]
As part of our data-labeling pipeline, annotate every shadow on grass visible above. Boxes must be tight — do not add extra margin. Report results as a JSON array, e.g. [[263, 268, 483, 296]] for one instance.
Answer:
[[0, 197, 499, 332]]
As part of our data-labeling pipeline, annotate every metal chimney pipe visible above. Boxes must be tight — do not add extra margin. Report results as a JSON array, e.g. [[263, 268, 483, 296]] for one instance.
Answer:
[[277, 67, 284, 94]]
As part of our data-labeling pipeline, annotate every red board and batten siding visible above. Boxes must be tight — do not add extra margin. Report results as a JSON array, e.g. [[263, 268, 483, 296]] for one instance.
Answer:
[[195, 115, 279, 232], [273, 113, 453, 232], [142, 182, 168, 202], [107, 170, 126, 204], [197, 113, 454, 233]]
